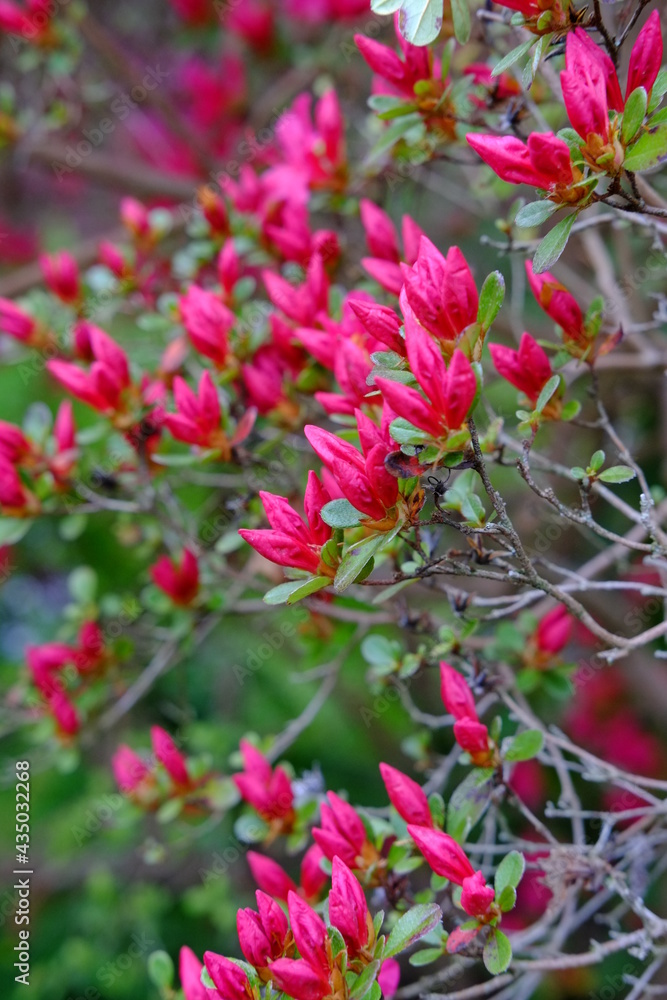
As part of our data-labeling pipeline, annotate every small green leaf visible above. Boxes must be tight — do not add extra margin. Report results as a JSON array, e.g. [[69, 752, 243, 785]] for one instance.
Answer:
[[348, 960, 381, 1000], [450, 0, 470, 44], [624, 124, 667, 172], [201, 969, 216, 990], [491, 39, 534, 77], [389, 417, 431, 445], [147, 951, 174, 991], [497, 885, 517, 912], [502, 729, 544, 762], [321, 498, 365, 528], [532, 213, 576, 273], [399, 0, 444, 46], [598, 465, 636, 484], [483, 928, 512, 974], [589, 450, 605, 472], [370, 0, 403, 12], [461, 494, 486, 526], [328, 926, 348, 959], [622, 87, 648, 145], [477, 271, 505, 332], [570, 467, 587, 480], [334, 523, 401, 594], [494, 851, 526, 897], [361, 634, 401, 667], [515, 200, 559, 228], [384, 903, 443, 958], [560, 399, 581, 421], [409, 946, 445, 966], [263, 576, 331, 605], [68, 565, 97, 604], [446, 768, 495, 842], [0, 518, 33, 544], [535, 375, 560, 414], [366, 113, 424, 161]]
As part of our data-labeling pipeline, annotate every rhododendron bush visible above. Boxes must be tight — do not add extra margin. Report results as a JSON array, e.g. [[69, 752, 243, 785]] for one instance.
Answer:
[[1, 0, 667, 998]]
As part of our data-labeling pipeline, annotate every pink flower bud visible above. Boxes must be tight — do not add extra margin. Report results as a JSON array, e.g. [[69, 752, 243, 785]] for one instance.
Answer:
[[329, 857, 370, 956], [460, 870, 495, 918], [453, 718, 493, 766], [40, 251, 80, 305], [150, 548, 200, 605], [247, 851, 298, 901], [440, 662, 477, 721], [535, 605, 572, 655], [112, 745, 152, 794], [407, 826, 475, 885], [0, 298, 37, 343], [489, 333, 553, 407], [180, 286, 234, 367], [287, 891, 331, 982], [269, 958, 329, 1000], [204, 952, 253, 1000], [379, 762, 433, 827], [179, 946, 209, 1000], [150, 726, 190, 786], [49, 690, 79, 735]]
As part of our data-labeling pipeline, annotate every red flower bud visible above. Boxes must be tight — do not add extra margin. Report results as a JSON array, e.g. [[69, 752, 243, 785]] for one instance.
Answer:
[[407, 826, 475, 884], [150, 548, 200, 606], [150, 726, 190, 786], [204, 952, 254, 1000], [112, 745, 152, 794], [329, 857, 371, 956], [460, 870, 495, 918], [379, 762, 433, 827], [440, 662, 477, 721], [179, 946, 209, 1000]]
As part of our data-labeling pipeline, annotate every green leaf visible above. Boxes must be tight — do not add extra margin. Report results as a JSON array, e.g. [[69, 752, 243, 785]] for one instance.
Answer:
[[497, 885, 517, 912], [494, 851, 525, 897], [535, 375, 560, 414], [450, 0, 470, 44], [589, 449, 605, 472], [384, 903, 443, 958], [560, 399, 581, 421], [399, 0, 444, 46], [624, 124, 667, 172], [334, 523, 401, 594], [570, 466, 587, 480], [370, 0, 403, 11], [532, 213, 576, 273], [502, 729, 544, 762], [483, 928, 512, 974], [366, 113, 424, 161], [389, 417, 430, 445], [515, 200, 559, 228], [446, 768, 495, 842], [461, 494, 486, 526], [0, 518, 33, 544], [477, 271, 505, 332], [321, 498, 365, 528], [147, 951, 174, 991], [201, 969, 216, 990], [491, 39, 534, 77], [622, 87, 648, 145], [348, 960, 381, 1000], [409, 946, 445, 966], [328, 925, 348, 959], [263, 576, 331, 605], [361, 634, 401, 667], [68, 565, 97, 604], [598, 465, 636, 484]]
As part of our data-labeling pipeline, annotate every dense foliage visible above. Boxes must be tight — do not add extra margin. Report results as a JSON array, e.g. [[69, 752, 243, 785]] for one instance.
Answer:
[[1, 1, 667, 999]]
